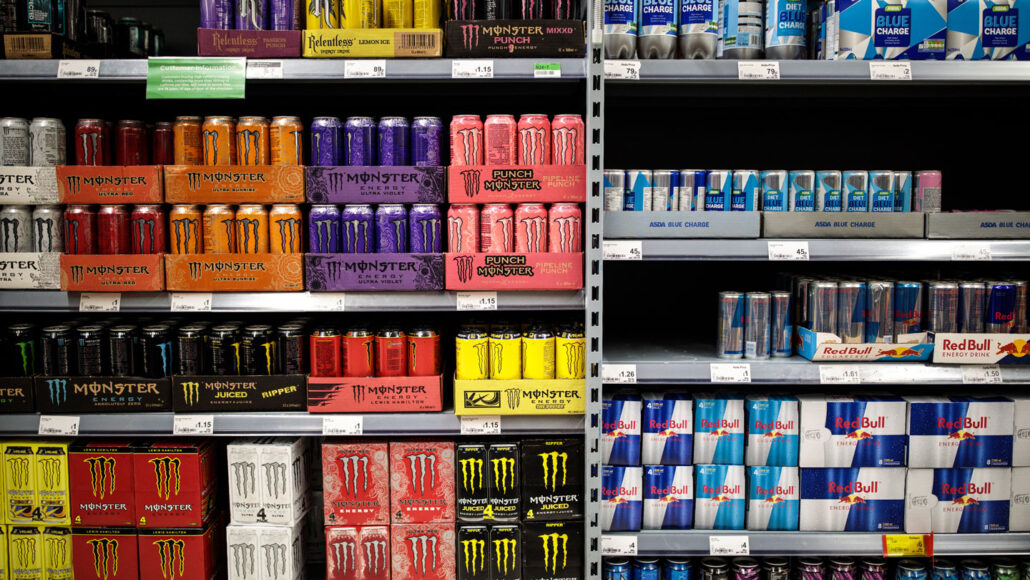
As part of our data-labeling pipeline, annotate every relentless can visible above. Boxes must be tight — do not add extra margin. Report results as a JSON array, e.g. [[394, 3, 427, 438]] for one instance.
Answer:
[[926, 280, 959, 333], [202, 116, 236, 165], [836, 281, 867, 344], [807, 281, 838, 335], [175, 325, 206, 375], [788, 170, 816, 211], [718, 291, 745, 358], [236, 116, 270, 166], [695, 465, 746, 529], [601, 465, 643, 532], [556, 323, 586, 379], [344, 0, 381, 27], [638, 0, 678, 58], [152, 121, 174, 165], [41, 324, 74, 376], [456, 325, 489, 379], [131, 205, 166, 254], [643, 465, 694, 529], [0, 117, 30, 166], [549, 203, 582, 252], [603, 390, 642, 466], [311, 116, 343, 166], [843, 170, 869, 212], [894, 171, 912, 212], [605, 0, 639, 58], [306, 0, 339, 28], [863, 559, 889, 580], [342, 327, 375, 377], [203, 204, 236, 253], [451, 114, 484, 166], [378, 116, 410, 166], [653, 170, 679, 211], [915, 170, 942, 212], [642, 392, 693, 465], [269, 0, 301, 29], [522, 324, 555, 379], [375, 327, 407, 376], [411, 116, 443, 166], [760, 169, 788, 211], [744, 292, 771, 359], [605, 170, 627, 211], [485, 114, 517, 165], [481, 203, 514, 252], [237, 0, 268, 29], [29, 117, 66, 166], [893, 281, 923, 335], [447, 204, 479, 253], [174, 116, 204, 166], [270, 204, 303, 253], [308, 204, 341, 253], [383, 0, 413, 28], [678, 169, 706, 211], [489, 325, 521, 380], [74, 118, 107, 166], [868, 170, 895, 212], [97, 205, 130, 254], [270, 116, 304, 165], [341, 203, 374, 253], [816, 170, 843, 212], [765, 0, 807, 58], [276, 323, 305, 374], [408, 327, 441, 376], [414, 0, 440, 26], [770, 290, 792, 357], [209, 324, 240, 375], [706, 170, 732, 211], [241, 324, 277, 375], [985, 281, 1017, 332], [310, 328, 342, 377], [140, 325, 171, 378], [235, 204, 269, 254], [375, 203, 408, 253], [732, 169, 759, 211], [866, 280, 895, 343], [518, 114, 551, 166], [552, 114, 585, 165]]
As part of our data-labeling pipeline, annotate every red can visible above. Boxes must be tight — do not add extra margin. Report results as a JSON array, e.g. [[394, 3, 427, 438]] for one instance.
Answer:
[[97, 205, 131, 254], [374, 328, 407, 377], [480, 203, 514, 253], [310, 329, 342, 377], [548, 202, 582, 252], [449, 114, 484, 166], [551, 113, 585, 165], [515, 202, 549, 253], [63, 205, 97, 254], [447, 204, 479, 253], [115, 120, 148, 166], [104, 121, 114, 164], [131, 205, 167, 254], [517, 114, 551, 166], [151, 121, 174, 165], [484, 114, 516, 165], [407, 328, 441, 377], [74, 118, 108, 166], [342, 328, 375, 378]]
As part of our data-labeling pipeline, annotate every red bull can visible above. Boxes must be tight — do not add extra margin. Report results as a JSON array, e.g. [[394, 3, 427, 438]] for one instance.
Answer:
[[866, 281, 895, 343], [1010, 280, 1027, 333], [602, 465, 642, 532], [665, 559, 694, 580], [771, 291, 792, 357], [744, 292, 771, 360], [718, 291, 745, 358], [603, 390, 642, 466], [925, 280, 959, 333], [933, 561, 960, 580], [897, 561, 929, 580], [836, 281, 866, 344], [642, 392, 693, 465], [958, 282, 986, 333], [894, 281, 924, 335], [643, 465, 694, 529], [986, 282, 1017, 333], [808, 281, 838, 335]]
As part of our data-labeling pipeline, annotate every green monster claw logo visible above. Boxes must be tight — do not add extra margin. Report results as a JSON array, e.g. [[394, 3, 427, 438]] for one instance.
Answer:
[[85, 457, 117, 499], [540, 533, 568, 574], [88, 538, 119, 580], [461, 538, 485, 574], [16, 341, 34, 375], [538, 452, 568, 492], [458, 457, 483, 493], [493, 538, 517, 575], [154, 539, 186, 579]]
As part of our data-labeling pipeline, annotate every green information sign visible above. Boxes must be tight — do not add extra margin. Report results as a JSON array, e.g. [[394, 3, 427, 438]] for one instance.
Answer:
[[146, 57, 246, 99]]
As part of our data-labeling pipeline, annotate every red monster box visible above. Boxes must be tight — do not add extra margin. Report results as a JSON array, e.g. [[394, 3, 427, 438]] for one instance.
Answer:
[[72, 527, 139, 580], [70, 440, 136, 527], [390, 523, 456, 580], [326, 525, 391, 580], [322, 442, 390, 526], [133, 439, 217, 528], [389, 441, 455, 524], [138, 522, 219, 580]]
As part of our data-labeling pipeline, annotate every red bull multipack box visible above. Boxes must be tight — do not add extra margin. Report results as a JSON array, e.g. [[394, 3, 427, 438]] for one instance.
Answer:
[[1014, 397, 1030, 466], [746, 396, 799, 467], [747, 466, 799, 531], [694, 395, 745, 465], [906, 396, 1014, 468], [603, 390, 642, 466], [1012, 467, 1030, 531], [799, 395, 907, 468], [905, 468, 1011, 533], [602, 465, 642, 532], [642, 392, 693, 466], [800, 467, 906, 531], [694, 464, 746, 530], [643, 465, 693, 530]]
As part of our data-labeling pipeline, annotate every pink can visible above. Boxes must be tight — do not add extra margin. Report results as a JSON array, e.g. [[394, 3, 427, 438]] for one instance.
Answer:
[[484, 114, 517, 165], [447, 204, 480, 253], [97, 205, 130, 255], [551, 114, 585, 165], [914, 170, 942, 212], [480, 203, 514, 253], [515, 203, 548, 253], [450, 114, 484, 166], [548, 203, 582, 252], [518, 114, 551, 166]]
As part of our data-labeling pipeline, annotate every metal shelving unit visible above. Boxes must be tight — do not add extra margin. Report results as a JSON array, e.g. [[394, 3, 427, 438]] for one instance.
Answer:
[[604, 239, 1030, 261]]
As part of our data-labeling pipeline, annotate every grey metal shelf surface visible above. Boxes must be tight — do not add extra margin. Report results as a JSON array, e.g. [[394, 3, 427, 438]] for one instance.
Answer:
[[603, 342, 1030, 385], [605, 531, 1030, 556], [607, 239, 1030, 261], [0, 290, 585, 312], [0, 412, 584, 436]]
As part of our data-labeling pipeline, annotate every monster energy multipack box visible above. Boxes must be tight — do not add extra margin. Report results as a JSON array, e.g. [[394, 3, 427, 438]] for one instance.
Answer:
[[72, 527, 139, 580], [172, 375, 306, 412], [34, 376, 171, 413], [458, 524, 524, 580], [489, 444, 520, 522], [522, 521, 583, 580], [459, 444, 522, 523], [521, 439, 583, 522], [458, 445, 490, 522], [0, 377, 35, 412]]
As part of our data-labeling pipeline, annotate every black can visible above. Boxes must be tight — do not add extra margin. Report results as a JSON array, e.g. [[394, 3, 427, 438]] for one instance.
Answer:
[[702, 558, 731, 580], [150, 28, 165, 56], [115, 16, 145, 57], [85, 8, 113, 44], [176, 325, 207, 376], [76, 325, 106, 376], [40, 324, 74, 376], [7, 323, 37, 377], [209, 325, 240, 376], [762, 558, 791, 580], [277, 324, 306, 375], [242, 325, 277, 375], [1, 0, 20, 33], [107, 325, 137, 377], [65, 0, 84, 41], [140, 325, 171, 378]]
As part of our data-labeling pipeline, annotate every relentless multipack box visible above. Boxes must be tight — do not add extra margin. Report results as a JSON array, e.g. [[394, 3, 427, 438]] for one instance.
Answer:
[[323, 442, 391, 527], [133, 439, 217, 528], [35, 376, 172, 413], [521, 439, 583, 521], [138, 522, 219, 580], [390, 441, 456, 524], [227, 437, 310, 526], [72, 527, 139, 580], [173, 375, 307, 412], [70, 440, 136, 527]]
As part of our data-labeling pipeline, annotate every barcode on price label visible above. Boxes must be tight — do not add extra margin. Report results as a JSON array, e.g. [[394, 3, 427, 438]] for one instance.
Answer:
[[460, 416, 501, 435], [39, 415, 80, 436], [457, 291, 497, 311], [173, 415, 215, 435], [710, 536, 750, 556]]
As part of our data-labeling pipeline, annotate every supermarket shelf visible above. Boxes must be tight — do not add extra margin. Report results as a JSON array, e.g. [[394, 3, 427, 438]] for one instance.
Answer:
[[0, 290, 585, 312], [0, 58, 586, 81], [607, 239, 1030, 261], [603, 342, 1030, 385], [0, 412, 584, 436], [605, 531, 1030, 556]]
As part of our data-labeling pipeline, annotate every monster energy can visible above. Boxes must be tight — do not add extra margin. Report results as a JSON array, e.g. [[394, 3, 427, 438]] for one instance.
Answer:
[[490, 525, 521, 580], [40, 324, 74, 377], [31, 205, 63, 253], [7, 323, 36, 377], [556, 323, 586, 379], [488, 443, 520, 521], [209, 324, 240, 376], [0, 117, 30, 166], [456, 325, 489, 380], [140, 325, 171, 378], [992, 560, 1020, 580], [522, 324, 555, 380], [277, 323, 306, 375], [29, 117, 66, 167], [457, 444, 489, 522], [107, 325, 137, 377], [175, 325, 207, 376], [77, 324, 106, 376], [0, 205, 31, 252], [242, 324, 278, 375], [489, 324, 522, 380], [458, 525, 490, 580]]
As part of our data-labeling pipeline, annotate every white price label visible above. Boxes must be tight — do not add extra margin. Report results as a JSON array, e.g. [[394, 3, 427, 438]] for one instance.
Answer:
[[604, 60, 641, 80], [460, 416, 502, 435], [457, 291, 497, 311], [39, 415, 80, 436], [57, 59, 101, 79], [952, 244, 992, 261], [710, 363, 751, 383], [309, 292, 346, 311], [601, 535, 639, 556], [171, 292, 213, 312], [246, 59, 284, 79], [603, 240, 642, 260], [603, 364, 638, 384], [345, 59, 386, 78], [962, 365, 1003, 384], [870, 61, 912, 80], [738, 61, 781, 80], [710, 535, 750, 556], [173, 415, 214, 435], [820, 364, 862, 384], [79, 292, 121, 312], [452, 60, 494, 78], [323, 416, 364, 436], [768, 241, 810, 261]]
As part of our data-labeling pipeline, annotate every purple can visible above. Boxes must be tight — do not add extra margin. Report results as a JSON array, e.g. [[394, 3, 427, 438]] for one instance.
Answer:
[[311, 117, 343, 167], [830, 559, 857, 580], [375, 204, 408, 253], [269, 0, 298, 29], [733, 559, 761, 580], [412, 116, 443, 167], [236, 0, 268, 29], [201, 0, 234, 28], [377, 116, 410, 166], [860, 560, 888, 580], [345, 116, 377, 166], [341, 204, 374, 253], [409, 204, 442, 253], [798, 559, 826, 580], [309, 204, 341, 253]]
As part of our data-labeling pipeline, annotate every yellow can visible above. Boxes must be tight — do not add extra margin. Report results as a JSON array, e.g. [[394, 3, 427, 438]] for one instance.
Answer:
[[455, 327, 489, 380], [307, 0, 340, 29], [413, 0, 440, 28], [34, 442, 70, 525], [555, 325, 586, 379], [489, 326, 522, 380], [42, 526, 72, 579], [521, 326, 555, 380], [344, 0, 381, 28], [383, 0, 413, 27], [7, 526, 42, 579]]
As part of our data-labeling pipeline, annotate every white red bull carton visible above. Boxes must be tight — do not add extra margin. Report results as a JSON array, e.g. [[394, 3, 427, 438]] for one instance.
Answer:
[[747, 466, 800, 531], [905, 468, 1011, 533], [694, 395, 745, 465], [1014, 397, 1030, 466], [797, 327, 933, 361], [1011, 467, 1030, 531], [799, 395, 907, 468], [694, 464, 746, 530], [933, 334, 1030, 364], [800, 467, 906, 531], [746, 396, 799, 467], [906, 396, 1014, 468]]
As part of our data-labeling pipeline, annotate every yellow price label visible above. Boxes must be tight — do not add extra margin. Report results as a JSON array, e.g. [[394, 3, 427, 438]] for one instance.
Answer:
[[882, 534, 932, 558]]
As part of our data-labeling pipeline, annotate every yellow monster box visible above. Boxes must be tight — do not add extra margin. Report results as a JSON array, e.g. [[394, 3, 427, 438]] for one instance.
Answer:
[[3, 441, 71, 526]]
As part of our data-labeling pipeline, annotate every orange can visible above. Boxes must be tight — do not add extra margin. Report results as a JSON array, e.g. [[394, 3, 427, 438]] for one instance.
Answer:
[[269, 204, 303, 253], [173, 116, 203, 166], [236, 116, 270, 166], [235, 204, 269, 254], [203, 204, 236, 253], [169, 204, 203, 254], [202, 116, 236, 166], [270, 116, 304, 166]]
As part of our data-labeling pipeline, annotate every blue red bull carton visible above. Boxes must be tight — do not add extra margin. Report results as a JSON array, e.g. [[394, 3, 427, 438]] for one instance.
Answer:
[[905, 468, 1011, 532], [799, 395, 907, 467], [931, 334, 1030, 364], [694, 395, 745, 465], [746, 396, 799, 467], [642, 392, 693, 466], [906, 396, 1014, 468], [603, 390, 642, 466], [1014, 397, 1030, 466], [644, 465, 694, 530], [797, 326, 933, 361], [1011, 466, 1030, 530], [800, 467, 906, 531], [602, 465, 643, 532], [747, 466, 800, 530], [695, 464, 746, 530], [947, 0, 1030, 60]]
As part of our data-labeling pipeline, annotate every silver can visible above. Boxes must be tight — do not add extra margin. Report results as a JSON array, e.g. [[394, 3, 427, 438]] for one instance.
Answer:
[[926, 280, 959, 333], [652, 170, 678, 211], [718, 291, 745, 358], [32, 205, 64, 253], [677, 169, 706, 211], [29, 117, 67, 167], [1010, 279, 1027, 333], [0, 205, 32, 252], [771, 290, 792, 357], [807, 280, 837, 335], [760, 169, 788, 211], [604, 170, 626, 211], [836, 281, 866, 343], [958, 281, 985, 333], [605, 0, 639, 58], [744, 291, 771, 359], [0, 117, 30, 166], [865, 280, 895, 343]]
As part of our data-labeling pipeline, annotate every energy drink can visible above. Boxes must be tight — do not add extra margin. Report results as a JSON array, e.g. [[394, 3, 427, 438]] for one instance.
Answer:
[[633, 559, 662, 580], [408, 327, 441, 376], [605, 0, 638, 58], [933, 561, 960, 580], [447, 204, 479, 252], [310, 328, 342, 377], [549, 203, 582, 252], [643, 465, 694, 529], [0, 205, 30, 252], [383, 0, 413, 26], [306, 0, 339, 28], [97, 204, 130, 255], [734, 558, 762, 580], [202, 115, 236, 165], [175, 324, 205, 375], [7, 324, 37, 377], [0, 117, 30, 166], [236, 116, 270, 166], [602, 465, 643, 532], [603, 390, 642, 466], [862, 559, 889, 580], [926, 280, 959, 333], [485, 114, 517, 165], [694, 395, 745, 465], [203, 204, 236, 253], [732, 170, 759, 211], [695, 465, 746, 529], [456, 325, 489, 379], [342, 327, 375, 377], [74, 118, 107, 166], [807, 281, 838, 335], [76, 324, 105, 376], [375, 204, 408, 253], [705, 170, 731, 211], [608, 560, 633, 579], [480, 203, 514, 252], [678, 169, 707, 211], [410, 203, 442, 253], [986, 281, 1017, 332], [764, 558, 791, 580], [489, 325, 521, 380], [235, 204, 269, 254], [745, 396, 799, 466], [1011, 279, 1027, 332], [174, 115, 204, 165], [760, 170, 788, 211], [515, 203, 549, 252], [702, 558, 731, 580], [63, 204, 96, 255], [242, 324, 277, 375], [550, 115, 585, 165], [517, 114, 550, 166], [816, 170, 842, 212], [605, 170, 627, 211], [894, 281, 924, 335], [869, 170, 895, 212], [898, 561, 929, 580], [522, 324, 555, 379], [962, 561, 991, 580], [170, 205, 204, 254], [843, 170, 869, 212], [556, 323, 586, 379], [865, 280, 895, 343], [270, 204, 303, 253], [836, 281, 867, 343], [209, 324, 240, 375], [915, 170, 942, 212], [788, 170, 815, 211], [765, 0, 807, 58], [992, 561, 1020, 580], [894, 171, 912, 212], [269, 116, 304, 166], [642, 392, 693, 465], [747, 466, 800, 530], [771, 291, 792, 357], [236, 0, 268, 29], [798, 559, 825, 580], [626, 169, 654, 211], [311, 116, 343, 166], [639, 0, 678, 59], [831, 559, 858, 580], [652, 170, 679, 211], [276, 323, 305, 374], [666, 559, 695, 580], [140, 324, 171, 378], [375, 327, 407, 377], [340, 204, 374, 254], [718, 291, 745, 358], [744, 292, 771, 359], [41, 325, 74, 376], [378, 116, 411, 166], [412, 116, 443, 167], [450, 114, 484, 166], [30, 117, 66, 167]]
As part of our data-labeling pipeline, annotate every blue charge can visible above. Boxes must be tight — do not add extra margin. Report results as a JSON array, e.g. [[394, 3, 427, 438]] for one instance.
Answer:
[[607, 560, 633, 580], [665, 559, 695, 580], [869, 170, 895, 213], [633, 558, 661, 580], [816, 170, 842, 212]]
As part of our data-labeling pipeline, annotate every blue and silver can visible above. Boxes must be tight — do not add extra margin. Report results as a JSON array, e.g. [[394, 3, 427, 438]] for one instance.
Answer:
[[747, 466, 799, 530], [732, 169, 760, 211], [409, 204, 442, 253], [633, 559, 662, 580], [236, 0, 268, 30], [961, 561, 991, 580], [897, 560, 929, 580], [771, 290, 792, 357], [788, 170, 815, 211], [869, 170, 895, 212], [602, 465, 643, 531], [678, 169, 707, 211], [816, 170, 842, 212], [345, 116, 377, 166], [765, 0, 807, 59], [933, 561, 960, 580], [718, 291, 745, 358], [894, 171, 912, 212], [642, 391, 693, 465], [695, 465, 746, 529], [836, 281, 867, 343], [603, 390, 643, 466], [604, 0, 639, 58], [894, 281, 924, 335], [606, 170, 627, 211], [411, 116, 443, 167], [378, 116, 410, 166], [958, 281, 985, 333], [865, 280, 895, 343], [643, 465, 694, 529], [926, 280, 959, 333], [666, 559, 695, 580], [745, 396, 798, 466], [706, 170, 732, 211], [310, 116, 343, 166], [308, 204, 341, 253], [374, 204, 408, 253], [744, 291, 771, 359], [986, 281, 1017, 333], [626, 169, 653, 211], [694, 395, 745, 465], [760, 170, 788, 211], [807, 280, 838, 335], [653, 170, 679, 211], [340, 204, 374, 253], [843, 170, 869, 212], [607, 560, 633, 580]]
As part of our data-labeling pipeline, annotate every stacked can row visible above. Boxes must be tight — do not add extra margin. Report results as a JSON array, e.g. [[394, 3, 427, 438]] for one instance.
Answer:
[[202, 0, 444, 29], [446, 0, 582, 18], [2, 3, 165, 58], [450, 113, 585, 166], [454, 321, 587, 380]]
